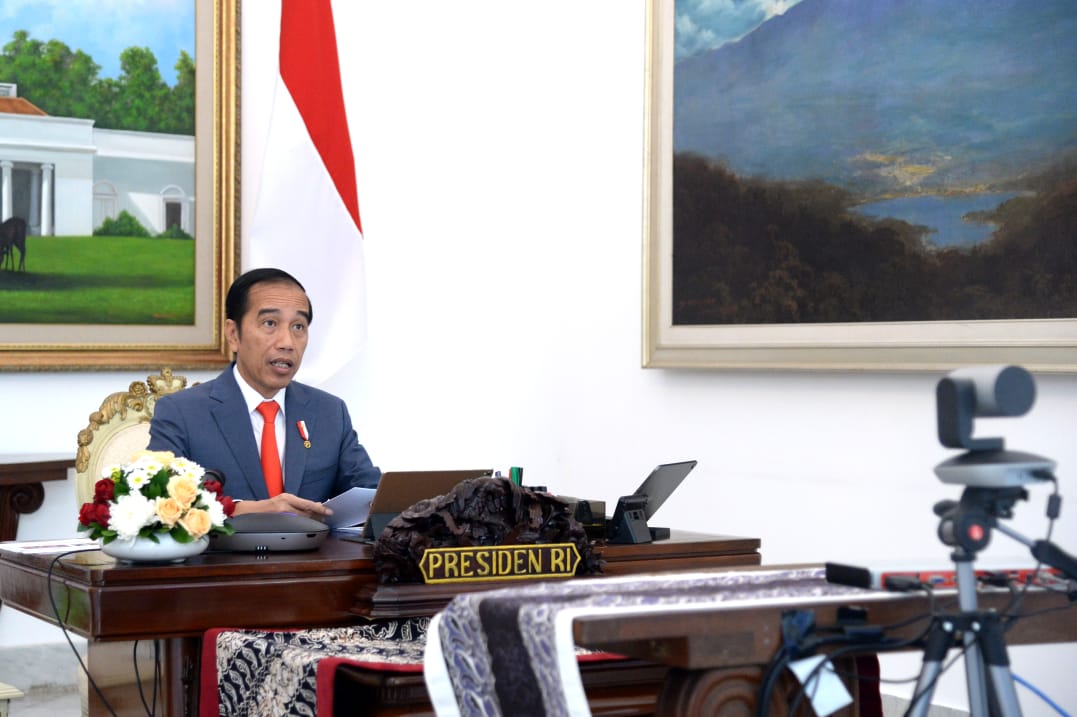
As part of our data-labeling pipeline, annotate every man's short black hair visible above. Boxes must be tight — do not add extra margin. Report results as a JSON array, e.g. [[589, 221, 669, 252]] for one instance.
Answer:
[[226, 268, 312, 325]]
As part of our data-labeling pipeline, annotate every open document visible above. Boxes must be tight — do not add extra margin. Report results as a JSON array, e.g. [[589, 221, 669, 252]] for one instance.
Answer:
[[323, 486, 376, 534]]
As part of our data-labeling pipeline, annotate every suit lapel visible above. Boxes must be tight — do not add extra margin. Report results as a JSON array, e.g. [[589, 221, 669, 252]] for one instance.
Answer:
[[283, 383, 312, 495], [210, 370, 268, 500]]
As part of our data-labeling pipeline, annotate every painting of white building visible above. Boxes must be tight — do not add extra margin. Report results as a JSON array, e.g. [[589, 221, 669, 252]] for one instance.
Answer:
[[0, 82, 194, 238]]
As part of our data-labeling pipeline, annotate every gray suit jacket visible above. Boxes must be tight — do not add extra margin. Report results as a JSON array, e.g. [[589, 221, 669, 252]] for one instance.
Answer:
[[147, 367, 380, 502]]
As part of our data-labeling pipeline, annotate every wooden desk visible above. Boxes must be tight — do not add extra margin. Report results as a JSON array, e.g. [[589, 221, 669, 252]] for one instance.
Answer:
[[0, 530, 760, 716], [571, 574, 1077, 716]]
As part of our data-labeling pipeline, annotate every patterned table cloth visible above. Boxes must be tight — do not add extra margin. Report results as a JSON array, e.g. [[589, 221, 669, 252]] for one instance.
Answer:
[[203, 619, 428, 716], [424, 567, 870, 717], [202, 568, 874, 716]]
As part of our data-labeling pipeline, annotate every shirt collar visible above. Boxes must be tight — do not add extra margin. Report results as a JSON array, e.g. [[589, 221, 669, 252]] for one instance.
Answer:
[[232, 364, 287, 417]]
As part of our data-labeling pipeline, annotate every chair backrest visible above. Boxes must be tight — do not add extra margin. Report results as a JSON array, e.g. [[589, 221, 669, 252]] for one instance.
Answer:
[[74, 368, 189, 506]]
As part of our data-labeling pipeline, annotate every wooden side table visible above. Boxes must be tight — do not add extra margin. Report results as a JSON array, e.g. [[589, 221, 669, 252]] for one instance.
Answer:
[[0, 454, 72, 542], [0, 454, 73, 612]]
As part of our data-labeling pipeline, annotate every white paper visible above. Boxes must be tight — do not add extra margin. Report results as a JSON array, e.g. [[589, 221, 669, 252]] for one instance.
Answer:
[[787, 655, 853, 716], [0, 538, 99, 554], [323, 486, 376, 528]]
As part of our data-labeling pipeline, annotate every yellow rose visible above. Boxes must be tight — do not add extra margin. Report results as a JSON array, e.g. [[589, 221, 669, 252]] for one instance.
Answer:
[[129, 449, 176, 466], [167, 474, 200, 508], [155, 497, 185, 527], [179, 508, 213, 539]]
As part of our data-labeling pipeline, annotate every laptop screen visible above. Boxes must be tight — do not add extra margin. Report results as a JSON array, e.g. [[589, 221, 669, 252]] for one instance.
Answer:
[[362, 468, 493, 538]]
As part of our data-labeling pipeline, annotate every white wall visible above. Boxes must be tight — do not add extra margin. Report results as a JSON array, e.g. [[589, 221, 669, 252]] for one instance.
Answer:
[[2, 2, 1074, 713]]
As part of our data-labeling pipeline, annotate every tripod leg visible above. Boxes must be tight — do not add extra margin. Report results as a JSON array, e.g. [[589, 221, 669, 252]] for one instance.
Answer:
[[962, 625, 992, 716], [905, 620, 953, 717], [978, 615, 1023, 717]]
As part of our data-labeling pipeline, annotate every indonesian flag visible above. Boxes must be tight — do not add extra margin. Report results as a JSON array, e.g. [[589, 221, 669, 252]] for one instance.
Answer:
[[248, 0, 365, 384]]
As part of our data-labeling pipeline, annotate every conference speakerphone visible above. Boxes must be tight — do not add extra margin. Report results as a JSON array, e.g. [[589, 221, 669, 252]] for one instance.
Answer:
[[210, 512, 329, 552]]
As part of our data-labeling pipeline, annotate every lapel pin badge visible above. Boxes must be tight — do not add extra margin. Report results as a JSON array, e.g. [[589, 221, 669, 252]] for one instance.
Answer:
[[297, 420, 311, 449]]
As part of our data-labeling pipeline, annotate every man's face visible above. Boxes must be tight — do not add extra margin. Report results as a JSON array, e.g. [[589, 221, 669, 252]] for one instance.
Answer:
[[225, 281, 311, 398]]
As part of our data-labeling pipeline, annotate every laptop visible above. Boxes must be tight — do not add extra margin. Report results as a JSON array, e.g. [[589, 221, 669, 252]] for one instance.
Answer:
[[359, 468, 494, 540], [608, 460, 697, 542]]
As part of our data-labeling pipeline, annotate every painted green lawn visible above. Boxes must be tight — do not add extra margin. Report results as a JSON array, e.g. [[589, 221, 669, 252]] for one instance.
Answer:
[[0, 236, 195, 324]]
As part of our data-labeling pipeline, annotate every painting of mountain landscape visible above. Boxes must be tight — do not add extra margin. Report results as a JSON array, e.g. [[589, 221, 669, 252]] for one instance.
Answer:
[[672, 0, 1077, 326]]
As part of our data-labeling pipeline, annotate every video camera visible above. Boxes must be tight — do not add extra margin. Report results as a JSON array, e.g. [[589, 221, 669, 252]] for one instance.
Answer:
[[934, 365, 1055, 488]]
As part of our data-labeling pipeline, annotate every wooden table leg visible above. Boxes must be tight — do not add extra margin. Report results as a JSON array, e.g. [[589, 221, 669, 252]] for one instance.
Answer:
[[164, 636, 203, 717], [77, 638, 203, 717], [83, 641, 160, 717], [657, 665, 772, 717], [656, 659, 874, 717]]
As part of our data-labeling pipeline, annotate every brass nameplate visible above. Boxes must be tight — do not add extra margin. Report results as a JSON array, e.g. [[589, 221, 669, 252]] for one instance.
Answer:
[[419, 543, 581, 584]]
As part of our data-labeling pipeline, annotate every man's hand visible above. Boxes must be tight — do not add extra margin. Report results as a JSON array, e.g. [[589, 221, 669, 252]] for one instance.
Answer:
[[232, 493, 333, 520]]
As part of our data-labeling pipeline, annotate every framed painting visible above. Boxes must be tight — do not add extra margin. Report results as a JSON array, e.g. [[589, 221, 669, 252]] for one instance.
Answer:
[[643, 0, 1077, 372], [0, 0, 238, 370]]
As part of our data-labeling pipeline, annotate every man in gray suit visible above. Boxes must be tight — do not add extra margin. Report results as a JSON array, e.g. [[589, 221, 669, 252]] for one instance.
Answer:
[[149, 268, 380, 517]]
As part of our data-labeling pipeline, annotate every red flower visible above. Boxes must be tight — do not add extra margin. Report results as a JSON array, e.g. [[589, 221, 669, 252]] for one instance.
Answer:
[[93, 478, 115, 502], [203, 479, 223, 495], [219, 495, 236, 517], [78, 501, 110, 528]]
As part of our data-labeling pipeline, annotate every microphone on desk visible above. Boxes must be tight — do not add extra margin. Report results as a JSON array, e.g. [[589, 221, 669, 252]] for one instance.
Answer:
[[204, 468, 226, 489]]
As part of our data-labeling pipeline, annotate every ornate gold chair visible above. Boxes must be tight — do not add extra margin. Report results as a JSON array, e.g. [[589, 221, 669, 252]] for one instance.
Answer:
[[74, 368, 189, 506]]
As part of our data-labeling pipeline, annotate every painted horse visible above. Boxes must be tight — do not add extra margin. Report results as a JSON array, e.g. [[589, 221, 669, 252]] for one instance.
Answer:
[[0, 217, 27, 271]]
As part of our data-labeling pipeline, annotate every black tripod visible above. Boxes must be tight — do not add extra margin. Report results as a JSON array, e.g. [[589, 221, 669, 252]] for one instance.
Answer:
[[906, 487, 1031, 717], [909, 366, 1077, 716]]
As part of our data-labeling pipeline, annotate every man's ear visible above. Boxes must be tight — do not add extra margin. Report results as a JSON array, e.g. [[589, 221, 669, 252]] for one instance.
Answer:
[[224, 319, 240, 353]]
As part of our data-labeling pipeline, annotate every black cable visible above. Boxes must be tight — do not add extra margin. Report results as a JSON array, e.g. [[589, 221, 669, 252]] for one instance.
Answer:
[[776, 581, 940, 714], [785, 634, 931, 715], [154, 640, 163, 714], [1002, 476, 1059, 626], [765, 606, 936, 715], [801, 607, 943, 710], [756, 610, 821, 716], [132, 639, 163, 716], [46, 549, 119, 717], [755, 647, 794, 716], [46, 548, 165, 717], [785, 646, 844, 716], [786, 605, 949, 716]]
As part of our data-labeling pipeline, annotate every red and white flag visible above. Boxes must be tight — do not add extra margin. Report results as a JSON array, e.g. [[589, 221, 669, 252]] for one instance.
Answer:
[[248, 0, 365, 384]]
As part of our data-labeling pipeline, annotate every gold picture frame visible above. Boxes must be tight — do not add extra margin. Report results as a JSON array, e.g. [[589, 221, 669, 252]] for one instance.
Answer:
[[642, 0, 1077, 372], [0, 0, 238, 371]]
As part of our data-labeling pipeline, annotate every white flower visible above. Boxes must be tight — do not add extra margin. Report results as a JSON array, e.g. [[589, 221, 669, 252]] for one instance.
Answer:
[[109, 493, 158, 540], [101, 464, 121, 479], [171, 457, 205, 481], [201, 489, 227, 527], [132, 454, 166, 476], [126, 467, 152, 490]]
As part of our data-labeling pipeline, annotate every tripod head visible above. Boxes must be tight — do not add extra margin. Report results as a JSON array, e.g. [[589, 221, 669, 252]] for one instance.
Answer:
[[934, 486, 1027, 556]]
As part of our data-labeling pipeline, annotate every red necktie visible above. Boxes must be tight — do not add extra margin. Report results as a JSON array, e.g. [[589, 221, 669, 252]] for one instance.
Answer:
[[256, 401, 283, 497]]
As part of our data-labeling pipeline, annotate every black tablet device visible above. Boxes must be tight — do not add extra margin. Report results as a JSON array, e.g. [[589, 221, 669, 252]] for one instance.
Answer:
[[635, 460, 698, 519], [607, 460, 698, 543]]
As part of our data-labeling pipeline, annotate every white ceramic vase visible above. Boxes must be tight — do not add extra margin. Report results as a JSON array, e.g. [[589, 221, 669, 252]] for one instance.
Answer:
[[100, 534, 209, 563]]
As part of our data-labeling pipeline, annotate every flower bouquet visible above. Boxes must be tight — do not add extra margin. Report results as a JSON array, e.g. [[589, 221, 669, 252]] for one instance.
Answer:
[[78, 450, 236, 546]]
